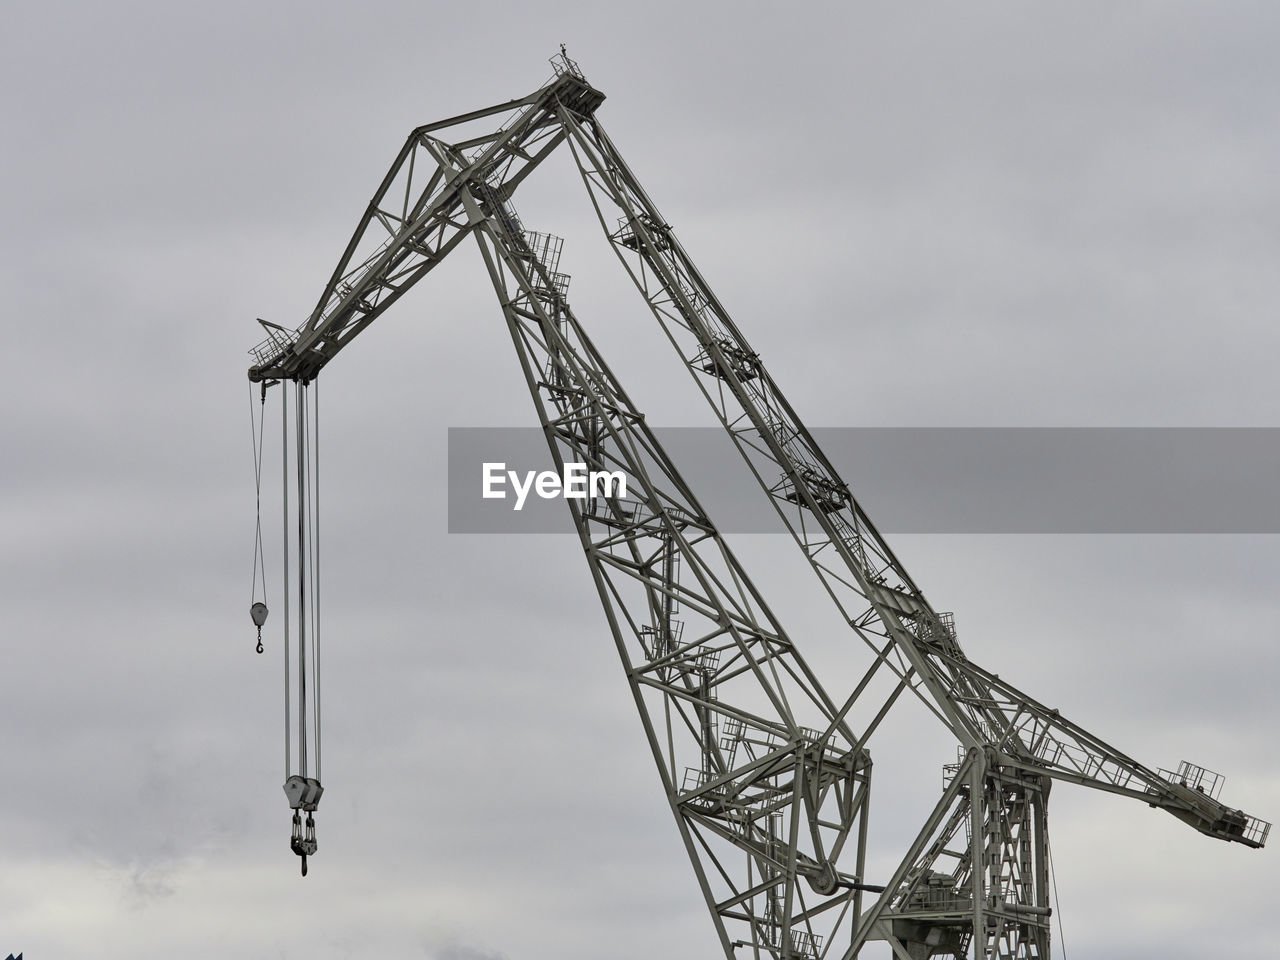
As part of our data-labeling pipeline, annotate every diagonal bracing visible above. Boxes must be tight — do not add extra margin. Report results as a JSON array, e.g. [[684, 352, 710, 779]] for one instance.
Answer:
[[246, 52, 1269, 958]]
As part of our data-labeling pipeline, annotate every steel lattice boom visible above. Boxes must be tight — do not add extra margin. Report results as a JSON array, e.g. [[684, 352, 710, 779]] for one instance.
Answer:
[[246, 52, 1269, 958]]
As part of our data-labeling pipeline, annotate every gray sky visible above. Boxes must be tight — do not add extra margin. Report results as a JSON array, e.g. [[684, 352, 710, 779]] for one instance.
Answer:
[[2, 1, 1277, 957]]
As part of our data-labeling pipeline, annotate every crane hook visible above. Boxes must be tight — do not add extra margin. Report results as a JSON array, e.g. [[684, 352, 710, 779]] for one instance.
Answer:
[[289, 800, 319, 877], [251, 601, 268, 654]]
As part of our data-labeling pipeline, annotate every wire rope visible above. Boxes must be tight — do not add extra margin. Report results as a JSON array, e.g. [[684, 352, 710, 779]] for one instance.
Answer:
[[296, 379, 309, 778], [248, 384, 268, 606], [282, 382, 291, 778], [1048, 830, 1067, 958], [301, 378, 322, 783], [312, 378, 321, 781]]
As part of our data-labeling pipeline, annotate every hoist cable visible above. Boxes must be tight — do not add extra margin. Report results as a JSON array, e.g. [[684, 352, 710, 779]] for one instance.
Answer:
[[312, 378, 321, 781], [296, 379, 309, 778], [1048, 831, 1067, 958], [248, 384, 268, 605], [304, 379, 316, 780], [302, 377, 322, 782], [282, 382, 291, 779]]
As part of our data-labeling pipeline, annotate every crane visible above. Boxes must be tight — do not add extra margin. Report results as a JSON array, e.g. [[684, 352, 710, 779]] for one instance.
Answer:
[[246, 52, 1269, 957]]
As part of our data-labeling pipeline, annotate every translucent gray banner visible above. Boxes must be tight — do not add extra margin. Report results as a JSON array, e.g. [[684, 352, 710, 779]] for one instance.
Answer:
[[447, 427, 1280, 534]]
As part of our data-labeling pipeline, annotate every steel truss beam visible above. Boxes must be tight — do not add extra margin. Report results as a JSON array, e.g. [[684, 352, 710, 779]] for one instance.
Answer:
[[247, 68, 604, 384], [458, 155, 880, 958], [247, 55, 1269, 959], [853, 750, 1051, 959], [552, 105, 1268, 855]]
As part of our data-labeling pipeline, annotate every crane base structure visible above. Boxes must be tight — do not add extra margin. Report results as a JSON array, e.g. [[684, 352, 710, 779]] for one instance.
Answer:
[[246, 51, 1269, 958]]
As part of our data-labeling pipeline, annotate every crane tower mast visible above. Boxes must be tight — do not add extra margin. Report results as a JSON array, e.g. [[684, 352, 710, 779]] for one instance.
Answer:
[[247, 53, 1268, 958]]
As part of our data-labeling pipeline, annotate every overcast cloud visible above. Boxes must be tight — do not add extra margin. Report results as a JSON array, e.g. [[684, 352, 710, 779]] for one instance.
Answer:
[[2, 2, 1278, 958]]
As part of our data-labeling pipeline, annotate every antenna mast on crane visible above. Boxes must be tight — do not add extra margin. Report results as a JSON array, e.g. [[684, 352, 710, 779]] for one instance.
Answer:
[[246, 52, 1268, 954]]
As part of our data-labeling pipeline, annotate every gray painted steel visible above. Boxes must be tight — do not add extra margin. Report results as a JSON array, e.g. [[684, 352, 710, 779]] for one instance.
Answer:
[[247, 52, 1268, 958]]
